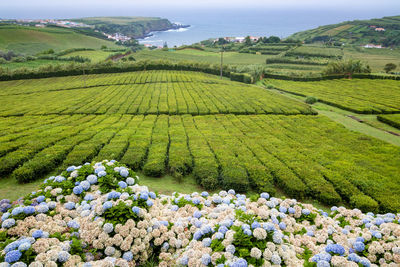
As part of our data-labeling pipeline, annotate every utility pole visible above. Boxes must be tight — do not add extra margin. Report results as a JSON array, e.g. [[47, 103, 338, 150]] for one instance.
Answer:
[[220, 46, 224, 79], [83, 69, 86, 88]]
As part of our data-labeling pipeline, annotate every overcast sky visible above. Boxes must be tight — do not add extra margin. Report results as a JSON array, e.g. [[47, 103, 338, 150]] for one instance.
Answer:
[[1, 0, 399, 20], [2, 0, 400, 9]]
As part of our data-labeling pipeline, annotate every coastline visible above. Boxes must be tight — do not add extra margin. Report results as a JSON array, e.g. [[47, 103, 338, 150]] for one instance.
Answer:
[[137, 24, 190, 40]]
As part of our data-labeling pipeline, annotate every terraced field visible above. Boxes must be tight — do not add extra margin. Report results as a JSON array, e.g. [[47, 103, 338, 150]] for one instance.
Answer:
[[378, 114, 400, 129], [264, 78, 400, 114], [0, 71, 313, 116], [1, 71, 400, 213]]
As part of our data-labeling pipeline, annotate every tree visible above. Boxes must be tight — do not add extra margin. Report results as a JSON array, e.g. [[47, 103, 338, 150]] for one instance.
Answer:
[[244, 36, 252, 46], [384, 63, 397, 73], [101, 45, 107, 50], [323, 60, 371, 77]]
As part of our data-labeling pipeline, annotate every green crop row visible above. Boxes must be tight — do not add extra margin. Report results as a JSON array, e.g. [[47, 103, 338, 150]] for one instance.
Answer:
[[264, 78, 400, 114], [377, 114, 400, 129], [1, 114, 399, 212], [0, 71, 314, 116]]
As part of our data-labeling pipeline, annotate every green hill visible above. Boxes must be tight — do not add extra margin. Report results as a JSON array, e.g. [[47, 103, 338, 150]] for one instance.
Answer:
[[0, 24, 120, 55], [289, 15, 400, 47], [72, 16, 181, 38]]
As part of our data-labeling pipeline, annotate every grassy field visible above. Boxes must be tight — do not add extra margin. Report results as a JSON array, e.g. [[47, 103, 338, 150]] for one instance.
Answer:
[[134, 49, 269, 65], [264, 78, 400, 113], [0, 70, 400, 212], [343, 46, 400, 73], [0, 25, 120, 55], [59, 50, 114, 62], [0, 59, 68, 70]]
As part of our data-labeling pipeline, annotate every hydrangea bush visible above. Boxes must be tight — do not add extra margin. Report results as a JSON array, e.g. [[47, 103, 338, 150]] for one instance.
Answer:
[[0, 160, 399, 266]]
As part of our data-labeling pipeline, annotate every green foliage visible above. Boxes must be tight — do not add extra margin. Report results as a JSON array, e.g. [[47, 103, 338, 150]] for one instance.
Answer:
[[103, 201, 140, 225], [384, 63, 397, 73], [211, 239, 225, 252], [305, 96, 318, 104], [323, 60, 371, 76]]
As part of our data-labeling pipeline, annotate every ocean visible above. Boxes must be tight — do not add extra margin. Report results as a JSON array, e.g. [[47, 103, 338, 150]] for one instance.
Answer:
[[1, 7, 399, 47]]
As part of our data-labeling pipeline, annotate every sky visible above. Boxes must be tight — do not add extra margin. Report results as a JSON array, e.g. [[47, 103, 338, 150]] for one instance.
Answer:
[[2, 0, 400, 10], [1, 0, 399, 19]]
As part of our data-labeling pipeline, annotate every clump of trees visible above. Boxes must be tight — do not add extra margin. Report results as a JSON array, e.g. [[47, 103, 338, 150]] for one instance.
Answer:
[[384, 63, 397, 73], [323, 60, 371, 77]]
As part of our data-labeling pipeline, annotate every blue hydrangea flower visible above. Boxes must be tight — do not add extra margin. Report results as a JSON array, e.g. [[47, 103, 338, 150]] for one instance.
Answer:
[[80, 181, 91, 191], [193, 211, 202, 219], [67, 220, 80, 229], [243, 229, 252, 236], [21, 206, 34, 216], [103, 223, 114, 234], [55, 176, 65, 183], [32, 230, 43, 239], [18, 242, 30, 252], [48, 202, 56, 210], [307, 230, 314, 237], [288, 207, 295, 214], [316, 260, 330, 267], [193, 230, 202, 240], [58, 251, 70, 262], [272, 232, 283, 244], [103, 201, 113, 211], [192, 198, 201, 205], [180, 255, 189, 265], [132, 206, 140, 215], [73, 186, 83, 195], [5, 250, 22, 263], [260, 192, 270, 199], [11, 207, 24, 216], [122, 251, 133, 261], [218, 226, 228, 234], [36, 196, 45, 203], [1, 212, 10, 221], [65, 202, 76, 210], [140, 192, 149, 200], [146, 200, 153, 207], [36, 204, 49, 214], [118, 181, 127, 189], [2, 218, 15, 229], [162, 242, 169, 250], [232, 258, 248, 267], [97, 171, 107, 177], [271, 254, 281, 265], [348, 253, 361, 263], [302, 209, 311, 215], [66, 166, 76, 172], [279, 222, 287, 230], [359, 258, 371, 267], [251, 222, 261, 229], [120, 169, 129, 178], [126, 177, 135, 185], [201, 254, 211, 266], [84, 194, 94, 201], [194, 220, 202, 228], [86, 175, 97, 184], [279, 206, 287, 213], [201, 191, 209, 197], [202, 238, 211, 247], [215, 232, 224, 239], [226, 244, 235, 254], [325, 244, 345, 255]]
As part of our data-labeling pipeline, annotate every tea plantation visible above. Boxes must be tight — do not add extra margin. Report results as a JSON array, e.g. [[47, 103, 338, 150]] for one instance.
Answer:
[[1, 71, 400, 212], [264, 78, 400, 114]]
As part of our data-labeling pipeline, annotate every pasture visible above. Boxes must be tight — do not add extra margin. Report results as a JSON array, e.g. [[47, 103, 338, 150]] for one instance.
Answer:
[[0, 71, 399, 213], [264, 78, 400, 114], [0, 25, 119, 55]]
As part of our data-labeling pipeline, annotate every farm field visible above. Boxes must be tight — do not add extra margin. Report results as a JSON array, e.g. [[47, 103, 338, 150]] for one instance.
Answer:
[[59, 49, 114, 62], [134, 49, 269, 65], [0, 71, 313, 116], [264, 78, 400, 114], [0, 25, 120, 55], [377, 114, 400, 129], [1, 114, 400, 212], [0, 71, 400, 213]]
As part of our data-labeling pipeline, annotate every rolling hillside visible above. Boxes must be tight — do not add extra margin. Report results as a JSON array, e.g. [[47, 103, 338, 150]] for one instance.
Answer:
[[0, 25, 120, 55], [290, 15, 400, 47], [72, 16, 184, 38]]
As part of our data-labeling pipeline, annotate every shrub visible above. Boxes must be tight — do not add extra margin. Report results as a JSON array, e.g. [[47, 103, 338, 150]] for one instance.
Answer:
[[305, 96, 318, 104], [323, 60, 371, 76]]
